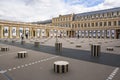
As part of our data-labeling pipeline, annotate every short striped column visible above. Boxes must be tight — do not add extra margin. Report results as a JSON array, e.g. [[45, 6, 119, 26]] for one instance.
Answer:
[[106, 47, 114, 51], [91, 44, 101, 57], [18, 51, 28, 58], [54, 61, 69, 73], [1, 46, 9, 51]]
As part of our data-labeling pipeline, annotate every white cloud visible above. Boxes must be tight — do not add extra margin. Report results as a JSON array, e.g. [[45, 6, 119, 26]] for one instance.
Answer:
[[0, 0, 120, 22]]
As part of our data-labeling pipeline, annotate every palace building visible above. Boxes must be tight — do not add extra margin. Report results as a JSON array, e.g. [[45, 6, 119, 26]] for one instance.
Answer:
[[52, 7, 120, 39], [0, 7, 120, 39]]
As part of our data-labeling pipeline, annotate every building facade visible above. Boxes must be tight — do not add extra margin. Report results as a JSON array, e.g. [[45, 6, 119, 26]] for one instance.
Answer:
[[52, 7, 120, 39], [0, 7, 120, 39]]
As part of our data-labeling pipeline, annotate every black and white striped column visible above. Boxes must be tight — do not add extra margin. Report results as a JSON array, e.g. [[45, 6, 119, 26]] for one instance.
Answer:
[[55, 43, 62, 51], [1, 46, 9, 51], [54, 61, 69, 73], [91, 44, 101, 57], [18, 51, 28, 58]]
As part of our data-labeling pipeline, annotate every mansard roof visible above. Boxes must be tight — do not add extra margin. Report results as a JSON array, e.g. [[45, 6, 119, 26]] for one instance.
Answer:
[[73, 7, 120, 20]]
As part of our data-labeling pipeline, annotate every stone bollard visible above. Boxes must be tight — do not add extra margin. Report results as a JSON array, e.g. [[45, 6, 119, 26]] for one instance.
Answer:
[[18, 51, 28, 58], [91, 44, 101, 57], [34, 42, 40, 47], [21, 40, 25, 45], [55, 42, 62, 51], [54, 61, 69, 73]]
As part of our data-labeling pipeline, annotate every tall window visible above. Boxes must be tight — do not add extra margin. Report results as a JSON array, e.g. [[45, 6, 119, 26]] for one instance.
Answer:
[[92, 23, 94, 27], [117, 11, 119, 16], [84, 23, 87, 27], [100, 22, 102, 26], [75, 24, 77, 28], [70, 24, 71, 27], [96, 22, 98, 26], [108, 21, 111, 26], [72, 24, 74, 28], [114, 21, 117, 26], [104, 22, 107, 26], [118, 21, 120, 26], [81, 24, 83, 27], [78, 24, 80, 27]]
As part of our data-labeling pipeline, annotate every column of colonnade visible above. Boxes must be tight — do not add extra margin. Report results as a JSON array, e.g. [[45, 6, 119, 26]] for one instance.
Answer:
[[110, 30, 112, 39], [96, 30, 98, 38], [105, 30, 107, 39], [9, 26, 12, 38], [23, 27, 25, 37], [16, 27, 19, 38], [0, 26, 3, 38], [100, 30, 102, 38], [87, 31, 89, 38], [114, 29, 116, 39], [29, 27, 32, 39], [46, 29, 49, 38]]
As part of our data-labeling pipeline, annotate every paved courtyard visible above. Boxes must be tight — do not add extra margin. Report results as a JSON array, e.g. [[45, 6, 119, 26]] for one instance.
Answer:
[[0, 38, 120, 80]]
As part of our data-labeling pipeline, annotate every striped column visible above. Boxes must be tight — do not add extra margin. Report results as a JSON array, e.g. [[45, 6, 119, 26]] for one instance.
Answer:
[[54, 61, 69, 73], [18, 51, 28, 58], [91, 44, 101, 57], [55, 42, 62, 51]]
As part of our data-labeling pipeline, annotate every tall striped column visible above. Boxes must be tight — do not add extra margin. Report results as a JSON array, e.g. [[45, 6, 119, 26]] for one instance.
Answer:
[[91, 44, 101, 57]]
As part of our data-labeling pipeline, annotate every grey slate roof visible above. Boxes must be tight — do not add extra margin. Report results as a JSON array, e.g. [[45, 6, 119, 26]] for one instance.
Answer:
[[74, 7, 120, 20], [32, 19, 52, 24]]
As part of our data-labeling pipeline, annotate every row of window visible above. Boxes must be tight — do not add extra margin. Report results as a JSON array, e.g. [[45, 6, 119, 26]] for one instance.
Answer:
[[53, 20, 120, 28], [75, 11, 120, 21], [53, 23, 71, 27], [72, 21, 120, 28], [75, 30, 115, 38], [53, 17, 72, 22]]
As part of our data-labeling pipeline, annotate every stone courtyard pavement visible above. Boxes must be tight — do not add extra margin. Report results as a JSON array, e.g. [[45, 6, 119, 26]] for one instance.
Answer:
[[0, 38, 120, 80]]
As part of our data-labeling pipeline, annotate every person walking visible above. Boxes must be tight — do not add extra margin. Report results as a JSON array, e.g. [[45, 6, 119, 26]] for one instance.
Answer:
[[25, 33, 28, 39], [77, 34, 80, 39], [21, 34, 24, 40]]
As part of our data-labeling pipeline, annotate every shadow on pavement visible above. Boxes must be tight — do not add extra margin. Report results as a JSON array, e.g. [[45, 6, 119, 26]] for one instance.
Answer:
[[0, 40, 120, 67]]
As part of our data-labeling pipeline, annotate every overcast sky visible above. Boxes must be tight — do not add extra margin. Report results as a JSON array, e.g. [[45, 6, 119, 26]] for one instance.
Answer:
[[0, 0, 120, 22]]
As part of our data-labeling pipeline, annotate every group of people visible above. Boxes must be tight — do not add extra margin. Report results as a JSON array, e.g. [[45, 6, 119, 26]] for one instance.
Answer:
[[21, 33, 28, 40]]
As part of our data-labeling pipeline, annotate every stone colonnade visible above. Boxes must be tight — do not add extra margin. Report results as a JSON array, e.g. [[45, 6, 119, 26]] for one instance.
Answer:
[[0, 23, 70, 39]]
